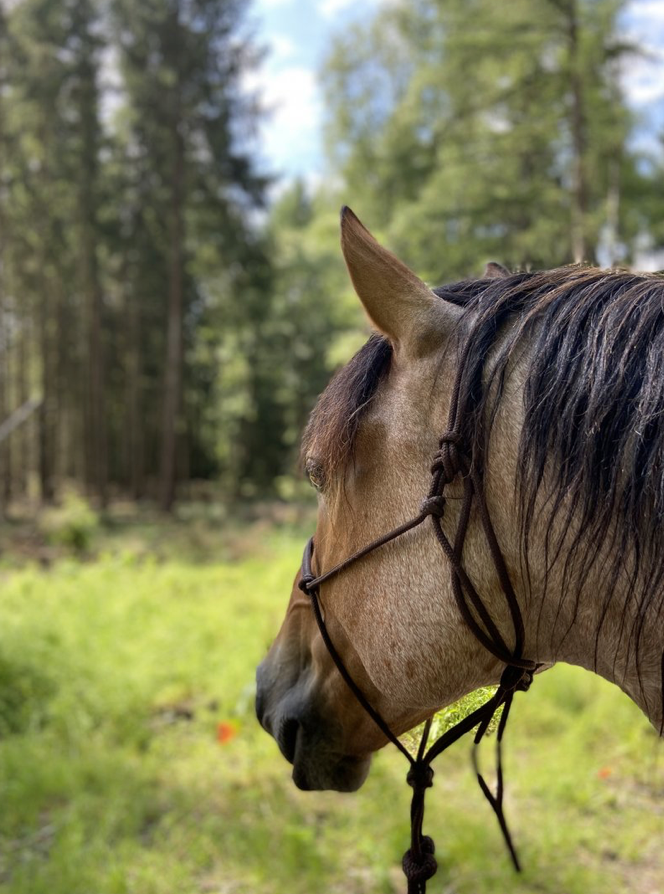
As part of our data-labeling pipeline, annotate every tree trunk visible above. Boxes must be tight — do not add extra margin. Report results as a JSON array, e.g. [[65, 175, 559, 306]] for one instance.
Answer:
[[0, 61, 7, 514], [566, 0, 590, 263], [159, 135, 185, 512], [605, 157, 620, 267], [79, 32, 107, 508], [84, 235, 107, 506], [38, 283, 55, 504], [159, 11, 185, 513], [127, 277, 144, 500], [15, 324, 28, 497], [2, 316, 10, 507], [0, 296, 8, 515]]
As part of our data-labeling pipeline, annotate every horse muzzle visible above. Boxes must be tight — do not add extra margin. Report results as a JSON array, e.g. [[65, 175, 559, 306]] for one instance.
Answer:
[[255, 658, 372, 792]]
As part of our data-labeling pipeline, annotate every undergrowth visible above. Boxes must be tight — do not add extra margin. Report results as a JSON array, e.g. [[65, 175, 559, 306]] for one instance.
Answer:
[[0, 514, 660, 893]]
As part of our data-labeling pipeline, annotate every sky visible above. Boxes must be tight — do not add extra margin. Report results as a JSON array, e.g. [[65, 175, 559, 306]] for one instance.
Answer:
[[247, 0, 387, 182], [248, 0, 664, 185]]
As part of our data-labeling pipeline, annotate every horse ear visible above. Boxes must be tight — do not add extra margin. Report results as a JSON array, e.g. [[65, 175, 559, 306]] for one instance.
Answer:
[[483, 261, 510, 279], [340, 206, 455, 350]]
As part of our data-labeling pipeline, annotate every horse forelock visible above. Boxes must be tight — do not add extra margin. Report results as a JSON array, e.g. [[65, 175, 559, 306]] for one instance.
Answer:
[[300, 333, 393, 484]]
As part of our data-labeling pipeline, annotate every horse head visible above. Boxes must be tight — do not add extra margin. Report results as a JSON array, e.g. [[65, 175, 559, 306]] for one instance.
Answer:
[[257, 208, 664, 794], [256, 209, 528, 791]]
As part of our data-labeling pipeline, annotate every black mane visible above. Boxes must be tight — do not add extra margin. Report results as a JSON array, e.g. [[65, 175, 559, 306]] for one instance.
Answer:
[[304, 265, 664, 699]]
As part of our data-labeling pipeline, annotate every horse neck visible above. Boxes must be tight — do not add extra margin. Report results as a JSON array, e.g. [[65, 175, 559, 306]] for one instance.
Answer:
[[529, 539, 664, 732], [474, 352, 664, 733], [484, 426, 663, 733]]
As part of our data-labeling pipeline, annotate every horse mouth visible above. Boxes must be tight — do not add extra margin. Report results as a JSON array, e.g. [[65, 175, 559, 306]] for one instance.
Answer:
[[264, 711, 371, 792], [291, 751, 372, 792], [256, 668, 373, 793], [290, 727, 371, 792], [276, 715, 300, 764]]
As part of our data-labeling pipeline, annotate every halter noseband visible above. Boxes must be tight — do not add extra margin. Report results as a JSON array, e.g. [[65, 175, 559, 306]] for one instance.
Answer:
[[298, 344, 540, 894]]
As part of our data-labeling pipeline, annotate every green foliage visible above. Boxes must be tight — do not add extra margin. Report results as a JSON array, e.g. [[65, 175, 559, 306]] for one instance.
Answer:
[[2, 0, 663, 505], [38, 494, 100, 554], [0, 0, 272, 506], [0, 652, 55, 736], [0, 522, 660, 893], [226, 183, 369, 495], [401, 686, 502, 757], [248, 0, 662, 505], [322, 0, 646, 279]]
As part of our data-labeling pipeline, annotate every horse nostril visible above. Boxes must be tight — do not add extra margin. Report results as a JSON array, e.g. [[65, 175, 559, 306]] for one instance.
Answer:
[[277, 716, 300, 765]]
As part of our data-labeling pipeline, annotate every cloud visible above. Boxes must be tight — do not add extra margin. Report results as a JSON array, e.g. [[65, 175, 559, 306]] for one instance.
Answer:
[[622, 58, 664, 106], [245, 64, 323, 178], [254, 0, 293, 10], [318, 0, 355, 17], [630, 0, 664, 26], [270, 34, 297, 62], [620, 0, 664, 107], [318, 0, 390, 20]]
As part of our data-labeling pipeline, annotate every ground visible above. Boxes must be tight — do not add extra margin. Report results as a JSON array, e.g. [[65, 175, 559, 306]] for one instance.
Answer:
[[0, 503, 661, 894]]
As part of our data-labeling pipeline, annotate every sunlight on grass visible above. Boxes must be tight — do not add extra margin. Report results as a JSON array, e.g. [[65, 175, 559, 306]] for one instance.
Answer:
[[400, 687, 502, 759], [0, 524, 661, 893]]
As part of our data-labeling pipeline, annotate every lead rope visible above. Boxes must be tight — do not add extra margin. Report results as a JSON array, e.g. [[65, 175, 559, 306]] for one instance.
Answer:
[[298, 343, 538, 893]]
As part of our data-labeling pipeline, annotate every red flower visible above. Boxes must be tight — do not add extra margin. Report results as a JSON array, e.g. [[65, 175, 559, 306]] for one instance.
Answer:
[[217, 721, 237, 745], [598, 766, 612, 779]]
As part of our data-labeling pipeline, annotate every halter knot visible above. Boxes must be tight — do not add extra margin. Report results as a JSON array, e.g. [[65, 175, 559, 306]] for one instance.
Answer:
[[500, 664, 534, 693], [420, 495, 445, 518], [298, 574, 315, 595], [402, 837, 437, 888], [439, 431, 461, 447], [406, 761, 434, 791], [430, 431, 466, 481]]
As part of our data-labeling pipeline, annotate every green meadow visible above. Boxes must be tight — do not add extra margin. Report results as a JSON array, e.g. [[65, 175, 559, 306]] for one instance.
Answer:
[[0, 507, 661, 894]]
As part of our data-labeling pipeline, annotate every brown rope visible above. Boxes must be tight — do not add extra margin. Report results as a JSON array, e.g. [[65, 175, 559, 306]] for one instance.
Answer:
[[298, 340, 538, 892]]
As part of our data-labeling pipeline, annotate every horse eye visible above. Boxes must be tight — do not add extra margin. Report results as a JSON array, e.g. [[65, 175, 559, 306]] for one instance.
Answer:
[[305, 460, 325, 491]]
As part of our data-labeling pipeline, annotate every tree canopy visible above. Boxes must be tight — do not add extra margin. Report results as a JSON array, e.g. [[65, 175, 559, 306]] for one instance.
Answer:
[[0, 0, 662, 508], [322, 0, 647, 280]]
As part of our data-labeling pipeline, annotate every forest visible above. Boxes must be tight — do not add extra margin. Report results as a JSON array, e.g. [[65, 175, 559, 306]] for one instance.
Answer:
[[1, 3, 664, 893], [1, 0, 662, 513]]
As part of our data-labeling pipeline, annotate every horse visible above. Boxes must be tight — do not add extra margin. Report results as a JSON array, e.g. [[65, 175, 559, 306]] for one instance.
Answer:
[[255, 207, 664, 882]]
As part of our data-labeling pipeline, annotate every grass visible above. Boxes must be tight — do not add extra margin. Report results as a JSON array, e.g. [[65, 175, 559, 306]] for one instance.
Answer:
[[0, 508, 661, 893]]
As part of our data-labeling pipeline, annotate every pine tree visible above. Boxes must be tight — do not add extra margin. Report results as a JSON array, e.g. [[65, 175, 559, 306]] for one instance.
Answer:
[[322, 0, 641, 278], [111, 0, 268, 509], [0, 0, 273, 506]]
